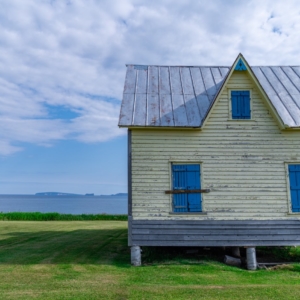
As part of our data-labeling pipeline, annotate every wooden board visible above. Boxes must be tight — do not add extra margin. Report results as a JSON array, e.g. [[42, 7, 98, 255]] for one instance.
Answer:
[[129, 219, 300, 246]]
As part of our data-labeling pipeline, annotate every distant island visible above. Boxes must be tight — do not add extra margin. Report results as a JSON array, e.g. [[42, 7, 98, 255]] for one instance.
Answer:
[[35, 192, 128, 197], [35, 192, 80, 196], [108, 193, 128, 197]]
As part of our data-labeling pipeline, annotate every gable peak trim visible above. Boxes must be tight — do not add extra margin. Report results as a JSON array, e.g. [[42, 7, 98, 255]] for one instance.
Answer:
[[234, 58, 247, 71]]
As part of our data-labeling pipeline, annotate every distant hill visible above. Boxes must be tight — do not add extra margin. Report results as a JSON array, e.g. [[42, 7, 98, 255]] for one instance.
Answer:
[[35, 192, 81, 196], [109, 193, 128, 197]]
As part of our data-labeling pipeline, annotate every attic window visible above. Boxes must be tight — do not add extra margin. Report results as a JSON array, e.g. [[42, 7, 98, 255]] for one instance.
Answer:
[[234, 59, 247, 71], [231, 91, 251, 119]]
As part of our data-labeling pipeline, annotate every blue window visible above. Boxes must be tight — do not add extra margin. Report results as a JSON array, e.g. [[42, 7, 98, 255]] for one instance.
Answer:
[[172, 164, 202, 212], [231, 91, 251, 119], [289, 165, 300, 213]]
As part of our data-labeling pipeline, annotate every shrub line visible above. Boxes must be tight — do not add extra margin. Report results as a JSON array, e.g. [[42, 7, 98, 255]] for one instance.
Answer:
[[0, 212, 128, 221]]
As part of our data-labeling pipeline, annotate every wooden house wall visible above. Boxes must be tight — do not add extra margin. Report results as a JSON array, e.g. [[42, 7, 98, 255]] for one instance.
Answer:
[[130, 71, 300, 221]]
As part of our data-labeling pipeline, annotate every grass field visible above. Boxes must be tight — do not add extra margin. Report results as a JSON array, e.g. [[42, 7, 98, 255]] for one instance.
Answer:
[[1, 221, 300, 299]]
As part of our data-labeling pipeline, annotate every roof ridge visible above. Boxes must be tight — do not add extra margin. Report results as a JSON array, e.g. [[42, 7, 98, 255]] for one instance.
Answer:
[[126, 64, 300, 68]]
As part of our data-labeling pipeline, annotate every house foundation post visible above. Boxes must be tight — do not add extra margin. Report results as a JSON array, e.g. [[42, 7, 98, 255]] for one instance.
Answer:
[[131, 246, 142, 266], [246, 247, 257, 270]]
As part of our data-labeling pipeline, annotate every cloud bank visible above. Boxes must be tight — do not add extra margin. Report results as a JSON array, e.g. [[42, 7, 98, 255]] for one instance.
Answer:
[[0, 0, 300, 154]]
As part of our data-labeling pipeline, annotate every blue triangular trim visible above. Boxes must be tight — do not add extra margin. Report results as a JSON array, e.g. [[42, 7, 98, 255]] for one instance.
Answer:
[[234, 58, 247, 71]]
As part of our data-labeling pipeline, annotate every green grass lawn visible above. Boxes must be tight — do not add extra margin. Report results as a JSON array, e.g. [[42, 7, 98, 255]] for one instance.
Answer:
[[1, 221, 300, 299]]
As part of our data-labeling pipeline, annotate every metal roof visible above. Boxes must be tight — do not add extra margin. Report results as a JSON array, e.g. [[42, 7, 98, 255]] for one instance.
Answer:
[[252, 67, 300, 127], [119, 65, 300, 128]]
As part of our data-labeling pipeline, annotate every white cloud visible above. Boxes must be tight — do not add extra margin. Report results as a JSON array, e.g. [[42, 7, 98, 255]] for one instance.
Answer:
[[0, 140, 22, 155], [0, 0, 300, 154]]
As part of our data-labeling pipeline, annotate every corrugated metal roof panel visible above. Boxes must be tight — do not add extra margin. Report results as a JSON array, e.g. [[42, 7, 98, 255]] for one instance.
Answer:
[[252, 66, 300, 127], [119, 65, 300, 128]]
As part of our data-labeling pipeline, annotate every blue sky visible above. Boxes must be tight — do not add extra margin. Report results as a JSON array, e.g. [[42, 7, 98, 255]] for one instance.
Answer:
[[1, 0, 300, 194]]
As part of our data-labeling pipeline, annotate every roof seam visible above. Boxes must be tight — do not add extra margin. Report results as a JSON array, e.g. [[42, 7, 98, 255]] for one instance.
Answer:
[[290, 67, 300, 87], [189, 67, 202, 124], [209, 67, 219, 105], [199, 68, 210, 105], [270, 67, 300, 111], [179, 67, 190, 125], [145, 66, 149, 126], [210, 67, 217, 86], [260, 67, 297, 125], [158, 67, 161, 126], [168, 67, 175, 126], [131, 69, 138, 125], [280, 66, 300, 97]]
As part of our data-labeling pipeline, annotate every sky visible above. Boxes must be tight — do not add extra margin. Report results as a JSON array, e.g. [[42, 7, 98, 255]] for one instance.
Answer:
[[0, 0, 300, 194]]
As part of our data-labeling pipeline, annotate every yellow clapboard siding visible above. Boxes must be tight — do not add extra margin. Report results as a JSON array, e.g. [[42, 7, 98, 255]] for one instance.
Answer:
[[130, 71, 300, 220]]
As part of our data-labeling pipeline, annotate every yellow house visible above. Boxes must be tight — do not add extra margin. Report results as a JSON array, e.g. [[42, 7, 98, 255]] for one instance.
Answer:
[[118, 54, 300, 268]]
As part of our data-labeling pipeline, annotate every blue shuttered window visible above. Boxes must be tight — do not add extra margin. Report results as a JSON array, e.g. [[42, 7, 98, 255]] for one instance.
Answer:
[[231, 91, 251, 119], [172, 164, 202, 212], [289, 165, 300, 212]]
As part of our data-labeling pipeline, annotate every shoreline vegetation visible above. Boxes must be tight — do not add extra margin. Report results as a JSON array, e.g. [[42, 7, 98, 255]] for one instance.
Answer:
[[0, 212, 128, 221]]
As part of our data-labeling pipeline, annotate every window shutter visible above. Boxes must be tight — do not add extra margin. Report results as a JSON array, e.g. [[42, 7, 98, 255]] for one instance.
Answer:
[[231, 91, 250, 119], [172, 164, 202, 212], [231, 91, 240, 119], [289, 165, 300, 212], [172, 165, 188, 212], [242, 91, 250, 119], [186, 165, 202, 212]]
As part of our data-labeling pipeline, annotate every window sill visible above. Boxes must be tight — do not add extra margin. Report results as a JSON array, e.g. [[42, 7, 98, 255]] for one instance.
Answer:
[[169, 212, 207, 215], [227, 119, 256, 122]]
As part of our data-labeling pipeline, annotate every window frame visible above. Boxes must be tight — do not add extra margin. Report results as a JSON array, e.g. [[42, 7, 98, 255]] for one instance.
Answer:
[[168, 161, 206, 215], [285, 162, 300, 214], [228, 89, 253, 121]]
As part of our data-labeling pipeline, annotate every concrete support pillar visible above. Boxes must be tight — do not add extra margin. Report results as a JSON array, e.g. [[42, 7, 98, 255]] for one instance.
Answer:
[[246, 247, 257, 270], [131, 246, 142, 266], [231, 247, 241, 258]]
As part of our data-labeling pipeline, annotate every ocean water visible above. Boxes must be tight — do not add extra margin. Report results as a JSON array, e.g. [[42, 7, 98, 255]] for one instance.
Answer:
[[0, 195, 127, 215]]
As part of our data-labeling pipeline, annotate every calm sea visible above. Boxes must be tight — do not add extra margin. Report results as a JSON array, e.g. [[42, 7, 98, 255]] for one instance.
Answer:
[[0, 195, 127, 215]]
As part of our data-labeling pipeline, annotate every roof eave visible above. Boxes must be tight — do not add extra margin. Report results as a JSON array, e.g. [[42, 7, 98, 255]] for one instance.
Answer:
[[118, 125, 202, 129]]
